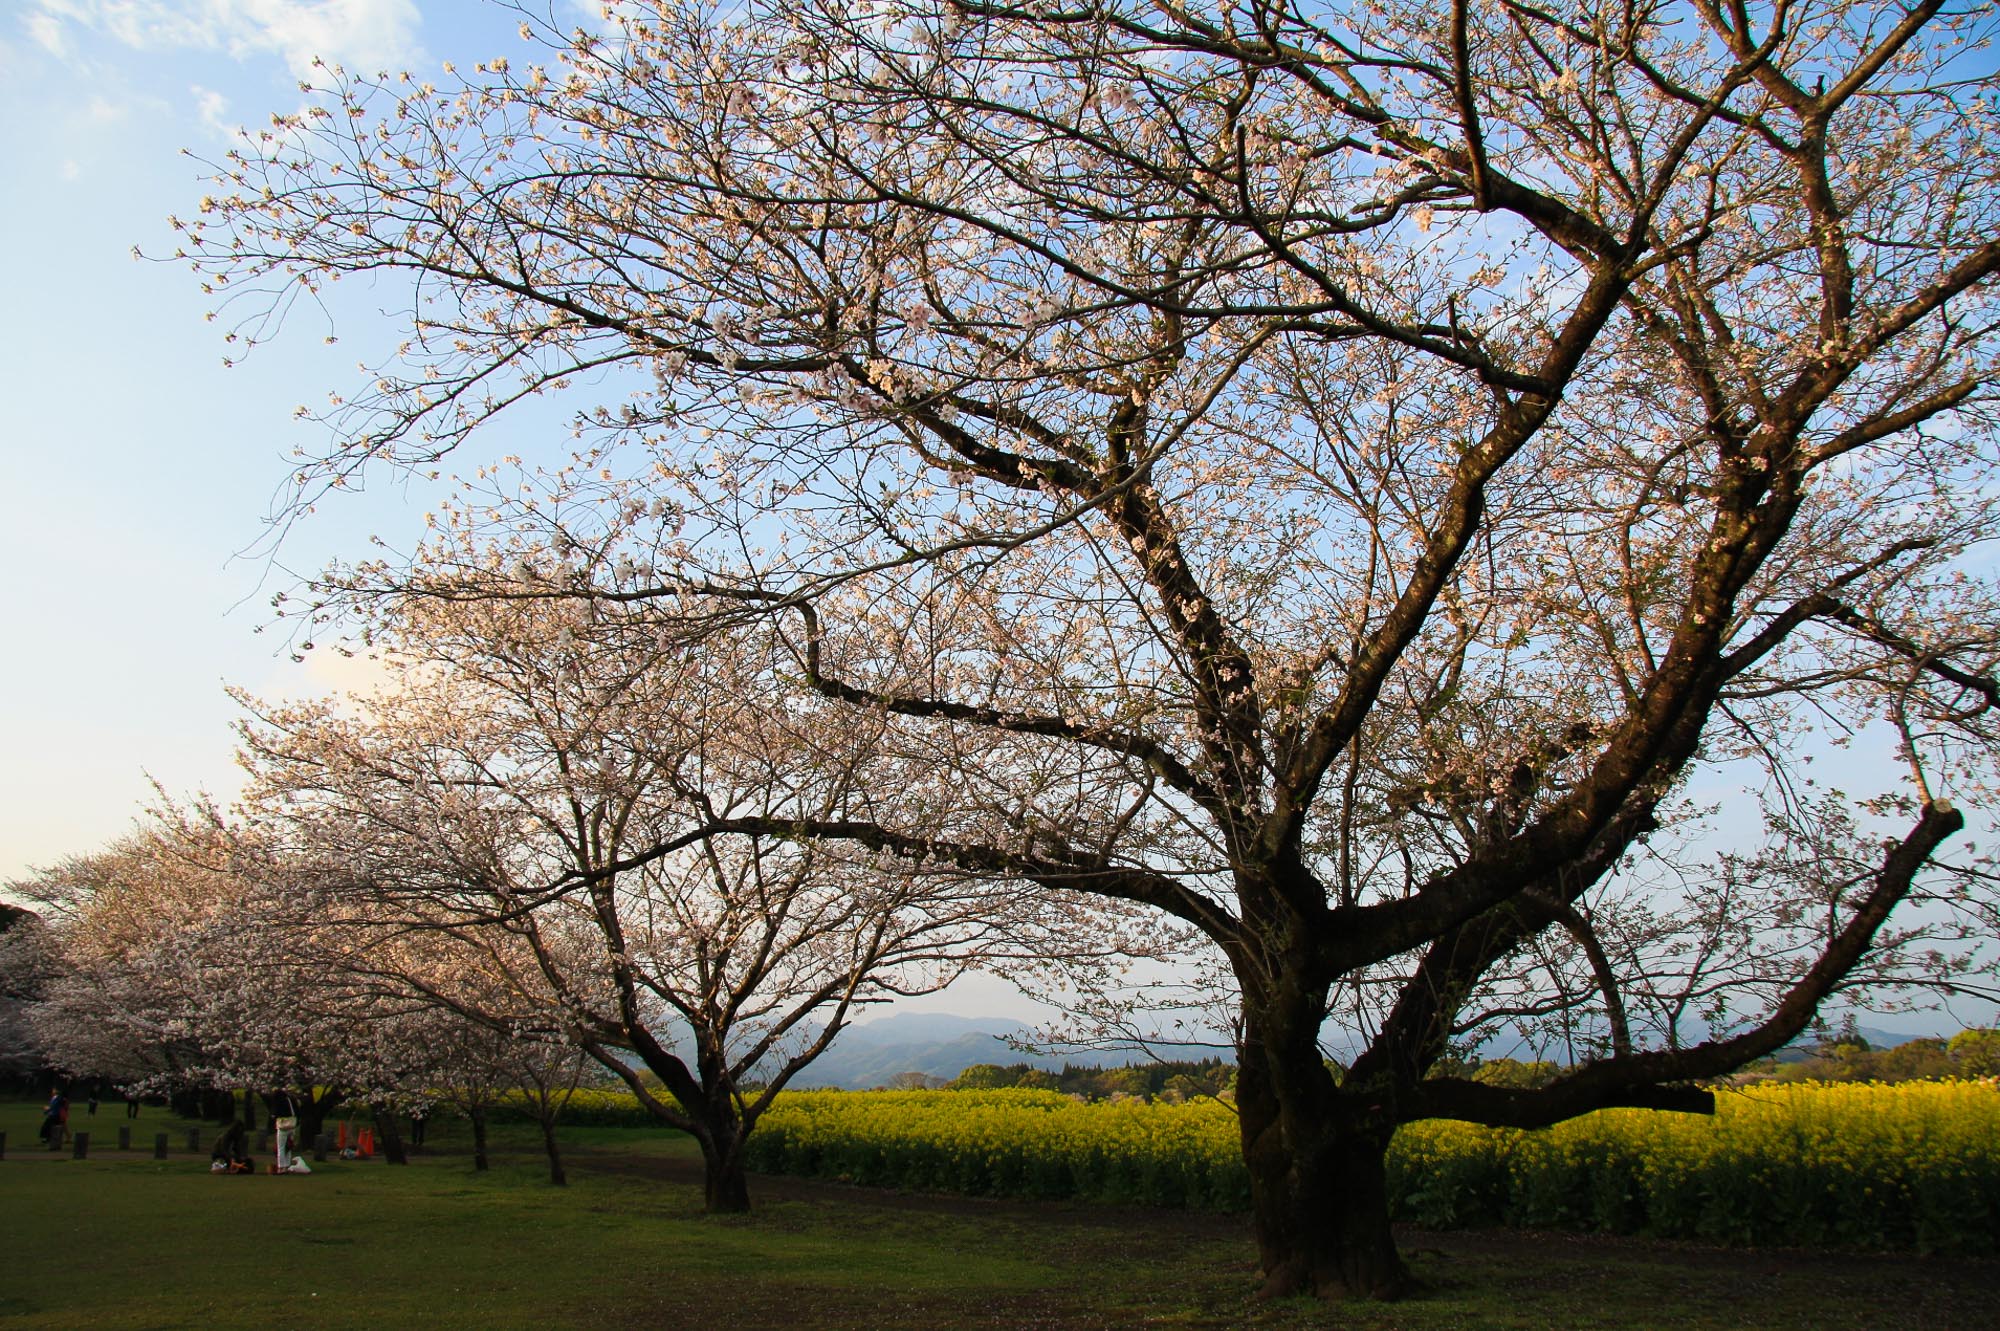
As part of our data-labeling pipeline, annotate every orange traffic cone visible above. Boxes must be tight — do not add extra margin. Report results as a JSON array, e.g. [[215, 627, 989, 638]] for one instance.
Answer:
[[358, 1127, 374, 1157]]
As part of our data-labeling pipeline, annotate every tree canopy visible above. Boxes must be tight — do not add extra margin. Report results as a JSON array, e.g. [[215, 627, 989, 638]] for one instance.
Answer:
[[233, 584, 1095, 1208], [176, 0, 2000, 1299]]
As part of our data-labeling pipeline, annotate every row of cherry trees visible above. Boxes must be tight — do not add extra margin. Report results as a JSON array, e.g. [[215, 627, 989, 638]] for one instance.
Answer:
[[13, 0, 2000, 1302], [4, 814, 585, 1175], [8, 590, 1111, 1202], [230, 592, 1108, 1207]]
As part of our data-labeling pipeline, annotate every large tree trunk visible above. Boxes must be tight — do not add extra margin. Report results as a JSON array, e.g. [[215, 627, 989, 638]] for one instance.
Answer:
[[1238, 1000, 1409, 1301], [632, 1045, 755, 1211], [469, 1104, 490, 1172], [696, 1125, 750, 1212], [1317, 1133, 1407, 1299], [682, 1057, 753, 1212]]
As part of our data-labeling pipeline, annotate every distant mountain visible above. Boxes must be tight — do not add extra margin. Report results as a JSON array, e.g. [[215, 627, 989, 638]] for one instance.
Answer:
[[659, 1010, 1982, 1089], [1763, 1021, 1949, 1062], [1451, 1018, 1953, 1069], [789, 1013, 1227, 1089], [1848, 1021, 1954, 1047]]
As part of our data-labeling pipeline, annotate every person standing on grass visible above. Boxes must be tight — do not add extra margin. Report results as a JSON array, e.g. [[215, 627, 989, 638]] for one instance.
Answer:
[[409, 1107, 426, 1151], [124, 1091, 140, 1119]]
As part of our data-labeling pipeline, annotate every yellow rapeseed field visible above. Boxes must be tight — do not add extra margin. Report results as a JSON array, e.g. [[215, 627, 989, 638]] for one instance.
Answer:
[[739, 1081, 2000, 1253], [743, 1088, 1250, 1208], [1390, 1078, 2000, 1251]]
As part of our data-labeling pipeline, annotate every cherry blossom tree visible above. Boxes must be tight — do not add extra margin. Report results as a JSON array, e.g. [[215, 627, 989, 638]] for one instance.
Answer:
[[235, 582, 1094, 1210], [0, 905, 53, 1088], [256, 887, 599, 1184], [181, 0, 2000, 1297], [12, 817, 452, 1148], [485, 1032, 590, 1186], [14, 833, 241, 1101], [327, 990, 587, 1180]]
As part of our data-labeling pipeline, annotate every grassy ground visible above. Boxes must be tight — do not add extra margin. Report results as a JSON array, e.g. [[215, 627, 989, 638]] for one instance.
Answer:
[[2, 1096, 1996, 1330]]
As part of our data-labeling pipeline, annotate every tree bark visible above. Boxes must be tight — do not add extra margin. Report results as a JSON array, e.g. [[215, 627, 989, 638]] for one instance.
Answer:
[[538, 1114, 567, 1187], [371, 1106, 409, 1165], [1238, 1000, 1409, 1301], [698, 1127, 750, 1212], [469, 1104, 489, 1172], [598, 1040, 758, 1211], [295, 1088, 341, 1148], [293, 1101, 321, 1146]]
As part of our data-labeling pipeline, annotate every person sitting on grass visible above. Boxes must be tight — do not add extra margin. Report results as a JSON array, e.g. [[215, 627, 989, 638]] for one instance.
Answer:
[[39, 1091, 67, 1148], [209, 1119, 253, 1174]]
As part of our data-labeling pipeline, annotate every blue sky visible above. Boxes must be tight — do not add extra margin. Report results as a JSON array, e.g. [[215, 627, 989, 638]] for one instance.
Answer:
[[0, 0, 1056, 1024], [0, 3, 546, 889]]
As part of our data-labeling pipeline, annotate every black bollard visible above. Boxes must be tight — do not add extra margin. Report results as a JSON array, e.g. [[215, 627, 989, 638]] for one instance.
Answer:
[[314, 1133, 330, 1162], [72, 1132, 88, 1160], [154, 1133, 168, 1160], [0, 1130, 6, 1160], [187, 1128, 200, 1153], [119, 1126, 131, 1151]]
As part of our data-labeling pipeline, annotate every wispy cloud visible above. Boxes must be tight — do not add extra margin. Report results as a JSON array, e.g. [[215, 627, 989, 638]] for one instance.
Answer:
[[25, 10, 67, 57], [30, 0, 424, 77], [191, 83, 231, 134]]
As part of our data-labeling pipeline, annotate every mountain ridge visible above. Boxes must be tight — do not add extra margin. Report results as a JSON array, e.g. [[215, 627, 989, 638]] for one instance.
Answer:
[[695, 1012, 1967, 1091], [789, 1013, 1227, 1089]]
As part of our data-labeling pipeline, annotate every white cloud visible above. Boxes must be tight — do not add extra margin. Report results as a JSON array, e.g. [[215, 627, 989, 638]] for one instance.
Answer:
[[83, 94, 125, 122], [59, 159, 81, 181], [25, 11, 67, 57], [265, 643, 401, 708], [191, 83, 230, 133], [30, 0, 423, 77]]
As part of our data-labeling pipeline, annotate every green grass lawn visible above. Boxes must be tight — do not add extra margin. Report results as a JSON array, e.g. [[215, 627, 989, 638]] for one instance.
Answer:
[[3, 1096, 1996, 1330], [2, 1094, 204, 1156]]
